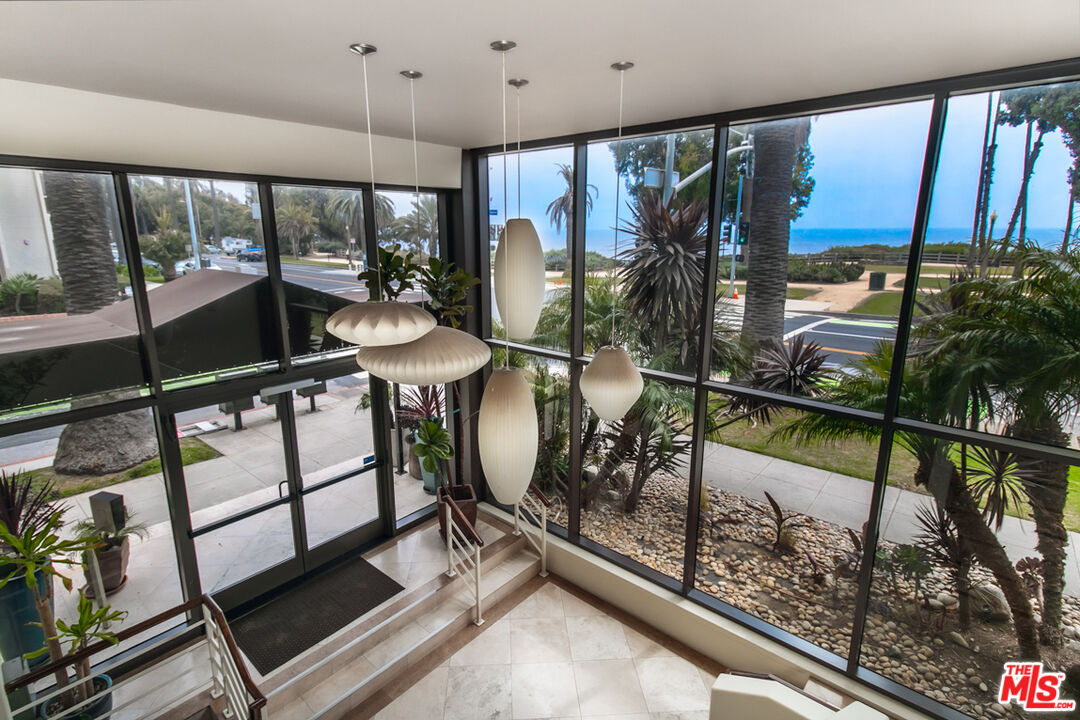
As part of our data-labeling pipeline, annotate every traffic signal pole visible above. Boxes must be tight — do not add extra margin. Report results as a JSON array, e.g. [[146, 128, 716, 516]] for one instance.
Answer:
[[729, 170, 743, 296]]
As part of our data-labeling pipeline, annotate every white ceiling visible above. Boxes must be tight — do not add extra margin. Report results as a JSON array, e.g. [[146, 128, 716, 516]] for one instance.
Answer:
[[1, 0, 1078, 150]]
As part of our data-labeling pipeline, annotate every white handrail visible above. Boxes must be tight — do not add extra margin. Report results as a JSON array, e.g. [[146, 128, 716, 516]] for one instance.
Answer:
[[514, 492, 548, 577], [444, 501, 484, 626]]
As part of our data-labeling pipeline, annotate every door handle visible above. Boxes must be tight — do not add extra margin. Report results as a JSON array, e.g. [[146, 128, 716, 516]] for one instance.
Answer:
[[278, 480, 288, 498]]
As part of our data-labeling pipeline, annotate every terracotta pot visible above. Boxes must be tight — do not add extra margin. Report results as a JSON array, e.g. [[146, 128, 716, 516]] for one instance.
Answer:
[[437, 484, 478, 542], [84, 536, 130, 595]]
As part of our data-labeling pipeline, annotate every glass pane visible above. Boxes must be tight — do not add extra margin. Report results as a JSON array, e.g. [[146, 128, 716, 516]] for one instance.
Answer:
[[271, 184, 368, 361], [0, 411, 183, 662], [861, 432, 1080, 719], [0, 168, 146, 419], [129, 175, 279, 387], [488, 145, 575, 352], [902, 81, 1080, 453], [183, 398, 288, 523], [304, 471, 379, 550], [586, 130, 713, 375], [695, 393, 875, 658], [392, 383, 444, 522], [293, 372, 376, 487], [195, 504, 295, 593], [579, 378, 693, 579], [712, 102, 932, 392], [377, 190, 439, 262], [522, 355, 570, 527]]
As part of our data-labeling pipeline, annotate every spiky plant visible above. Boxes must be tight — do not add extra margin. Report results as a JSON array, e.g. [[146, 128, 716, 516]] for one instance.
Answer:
[[915, 501, 976, 629]]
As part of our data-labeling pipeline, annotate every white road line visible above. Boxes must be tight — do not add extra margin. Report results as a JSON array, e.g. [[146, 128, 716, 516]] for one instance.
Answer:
[[783, 317, 832, 341], [802, 328, 891, 340]]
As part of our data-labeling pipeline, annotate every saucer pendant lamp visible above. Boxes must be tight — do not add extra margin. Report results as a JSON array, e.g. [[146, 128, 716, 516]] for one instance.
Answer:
[[491, 45, 544, 341], [579, 62, 643, 421], [353, 65, 491, 385], [478, 41, 538, 506], [325, 43, 436, 347]]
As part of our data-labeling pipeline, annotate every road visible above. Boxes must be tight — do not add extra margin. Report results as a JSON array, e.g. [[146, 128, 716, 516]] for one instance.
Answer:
[[212, 256, 369, 295], [782, 314, 896, 367]]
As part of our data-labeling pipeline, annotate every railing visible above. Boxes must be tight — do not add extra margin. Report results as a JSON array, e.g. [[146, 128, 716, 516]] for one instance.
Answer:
[[444, 495, 485, 626], [514, 482, 550, 577], [0, 595, 264, 720]]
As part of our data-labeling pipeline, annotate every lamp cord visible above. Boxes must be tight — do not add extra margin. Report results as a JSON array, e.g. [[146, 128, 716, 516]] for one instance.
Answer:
[[611, 68, 625, 348], [516, 85, 522, 219], [409, 75, 425, 307], [501, 48, 510, 368], [361, 51, 382, 297]]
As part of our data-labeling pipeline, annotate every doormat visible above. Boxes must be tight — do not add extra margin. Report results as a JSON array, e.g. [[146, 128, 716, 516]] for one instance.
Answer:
[[229, 555, 404, 675]]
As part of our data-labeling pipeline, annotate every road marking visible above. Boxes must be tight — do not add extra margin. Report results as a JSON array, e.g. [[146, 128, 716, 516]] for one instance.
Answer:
[[802, 329, 892, 341], [783, 317, 832, 341]]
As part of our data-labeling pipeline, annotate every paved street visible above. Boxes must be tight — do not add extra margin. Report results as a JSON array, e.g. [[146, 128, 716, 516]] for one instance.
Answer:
[[782, 314, 896, 366], [212, 256, 369, 295]]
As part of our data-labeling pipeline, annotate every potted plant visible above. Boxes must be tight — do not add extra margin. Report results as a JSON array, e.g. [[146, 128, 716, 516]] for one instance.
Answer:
[[0, 511, 101, 712], [73, 510, 149, 596], [0, 469, 64, 667], [398, 385, 445, 481], [29, 591, 126, 720], [414, 418, 452, 496]]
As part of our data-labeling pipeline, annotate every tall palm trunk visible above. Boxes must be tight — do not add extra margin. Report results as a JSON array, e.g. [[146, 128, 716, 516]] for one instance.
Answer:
[[41, 172, 157, 474], [741, 120, 805, 348], [936, 461, 1040, 658], [1013, 414, 1070, 648], [995, 121, 1046, 270]]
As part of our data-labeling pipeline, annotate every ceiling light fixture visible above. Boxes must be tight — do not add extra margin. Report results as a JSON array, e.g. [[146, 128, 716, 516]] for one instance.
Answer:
[[326, 43, 436, 348], [579, 61, 644, 422], [478, 40, 539, 506]]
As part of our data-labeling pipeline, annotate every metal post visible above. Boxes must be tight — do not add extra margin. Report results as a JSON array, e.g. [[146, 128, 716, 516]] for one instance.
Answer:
[[513, 503, 521, 535], [205, 608, 224, 699], [540, 503, 548, 577], [729, 171, 743, 296], [183, 179, 202, 270], [84, 550, 108, 618], [445, 503, 455, 578], [473, 542, 484, 626]]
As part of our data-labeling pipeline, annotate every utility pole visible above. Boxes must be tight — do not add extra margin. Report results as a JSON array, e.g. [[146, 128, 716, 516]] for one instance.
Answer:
[[729, 169, 744, 296], [183, 179, 201, 270]]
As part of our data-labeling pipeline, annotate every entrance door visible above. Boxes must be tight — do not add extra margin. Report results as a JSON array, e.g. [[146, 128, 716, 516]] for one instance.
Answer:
[[180, 371, 387, 611]]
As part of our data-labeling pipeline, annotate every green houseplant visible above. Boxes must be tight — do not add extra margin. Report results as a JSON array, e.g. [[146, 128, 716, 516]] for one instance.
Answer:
[[73, 511, 149, 596], [0, 469, 64, 667], [414, 418, 452, 495], [30, 591, 126, 719]]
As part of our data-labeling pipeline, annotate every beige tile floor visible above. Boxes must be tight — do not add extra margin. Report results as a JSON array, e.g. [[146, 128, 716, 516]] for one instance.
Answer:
[[372, 582, 718, 720]]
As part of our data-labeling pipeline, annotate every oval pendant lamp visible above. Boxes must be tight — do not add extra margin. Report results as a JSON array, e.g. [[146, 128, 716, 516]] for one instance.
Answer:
[[478, 42, 539, 506], [579, 62, 644, 422], [355, 326, 491, 385], [478, 367, 538, 504], [325, 43, 436, 348]]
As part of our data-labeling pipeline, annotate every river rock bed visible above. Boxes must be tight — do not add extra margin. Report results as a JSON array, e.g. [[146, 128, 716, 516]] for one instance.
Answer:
[[577, 469, 1080, 719]]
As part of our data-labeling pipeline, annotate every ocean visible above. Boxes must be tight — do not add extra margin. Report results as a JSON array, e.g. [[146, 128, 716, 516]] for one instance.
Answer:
[[788, 227, 1067, 254]]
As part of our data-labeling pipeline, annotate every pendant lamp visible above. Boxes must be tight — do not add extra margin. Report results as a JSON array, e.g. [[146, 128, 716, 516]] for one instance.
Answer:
[[477, 367, 538, 504], [355, 326, 491, 385], [579, 62, 644, 421], [490, 43, 544, 341], [325, 43, 436, 348], [478, 41, 539, 507]]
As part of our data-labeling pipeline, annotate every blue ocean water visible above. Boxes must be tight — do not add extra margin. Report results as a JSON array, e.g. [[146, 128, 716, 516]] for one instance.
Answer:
[[788, 227, 1066, 254]]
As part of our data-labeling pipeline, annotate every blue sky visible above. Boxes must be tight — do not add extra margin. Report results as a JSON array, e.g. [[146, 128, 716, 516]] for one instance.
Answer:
[[489, 90, 1076, 257]]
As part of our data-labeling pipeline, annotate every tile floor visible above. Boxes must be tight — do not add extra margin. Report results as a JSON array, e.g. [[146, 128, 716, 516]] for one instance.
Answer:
[[372, 581, 718, 720]]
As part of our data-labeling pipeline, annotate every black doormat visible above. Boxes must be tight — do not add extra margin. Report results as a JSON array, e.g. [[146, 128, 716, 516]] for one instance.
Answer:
[[229, 556, 404, 675]]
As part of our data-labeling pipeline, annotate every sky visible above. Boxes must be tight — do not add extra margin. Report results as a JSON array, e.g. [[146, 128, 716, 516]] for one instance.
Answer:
[[488, 88, 1077, 257]]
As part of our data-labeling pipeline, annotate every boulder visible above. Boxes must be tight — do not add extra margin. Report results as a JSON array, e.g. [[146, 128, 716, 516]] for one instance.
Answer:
[[970, 583, 1011, 622]]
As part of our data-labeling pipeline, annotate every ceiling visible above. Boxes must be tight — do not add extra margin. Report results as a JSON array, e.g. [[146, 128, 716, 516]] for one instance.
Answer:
[[2, 0, 1078, 149]]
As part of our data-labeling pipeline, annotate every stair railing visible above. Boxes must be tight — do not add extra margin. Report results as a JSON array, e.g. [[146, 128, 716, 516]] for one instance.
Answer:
[[514, 482, 550, 577], [443, 494, 485, 626]]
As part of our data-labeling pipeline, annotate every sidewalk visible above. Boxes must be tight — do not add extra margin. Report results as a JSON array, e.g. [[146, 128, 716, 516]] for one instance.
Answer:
[[702, 441, 1080, 592]]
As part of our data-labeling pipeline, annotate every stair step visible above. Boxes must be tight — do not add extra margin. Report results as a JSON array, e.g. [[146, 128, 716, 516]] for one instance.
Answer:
[[261, 516, 540, 719]]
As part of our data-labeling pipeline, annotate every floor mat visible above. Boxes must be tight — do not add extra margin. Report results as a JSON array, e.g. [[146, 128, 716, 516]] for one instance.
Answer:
[[230, 555, 404, 675]]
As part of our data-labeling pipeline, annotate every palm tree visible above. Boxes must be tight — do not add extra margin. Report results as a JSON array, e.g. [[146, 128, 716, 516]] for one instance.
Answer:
[[276, 202, 317, 258], [41, 172, 158, 475], [140, 209, 190, 282], [546, 163, 596, 277], [325, 190, 395, 245], [741, 117, 811, 349], [916, 247, 1080, 647], [391, 195, 439, 259], [776, 342, 1042, 659]]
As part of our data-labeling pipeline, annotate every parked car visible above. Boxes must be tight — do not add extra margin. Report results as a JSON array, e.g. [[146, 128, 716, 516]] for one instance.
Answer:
[[237, 247, 265, 262]]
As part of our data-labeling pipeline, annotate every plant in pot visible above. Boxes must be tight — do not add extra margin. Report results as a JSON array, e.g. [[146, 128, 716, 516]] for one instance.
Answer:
[[0, 469, 65, 667], [73, 510, 149, 596], [0, 511, 103, 714], [414, 419, 478, 541], [398, 384, 445, 481], [28, 591, 126, 720]]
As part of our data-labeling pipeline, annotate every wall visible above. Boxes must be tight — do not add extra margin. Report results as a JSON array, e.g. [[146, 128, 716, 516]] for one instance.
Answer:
[[0, 79, 462, 188], [0, 167, 56, 278]]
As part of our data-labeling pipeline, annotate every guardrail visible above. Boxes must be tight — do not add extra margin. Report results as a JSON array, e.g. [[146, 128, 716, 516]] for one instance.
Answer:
[[514, 483, 550, 577], [1, 595, 264, 720], [443, 495, 485, 626]]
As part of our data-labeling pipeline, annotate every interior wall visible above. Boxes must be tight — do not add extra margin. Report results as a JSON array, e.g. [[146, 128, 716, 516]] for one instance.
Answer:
[[0, 79, 462, 188]]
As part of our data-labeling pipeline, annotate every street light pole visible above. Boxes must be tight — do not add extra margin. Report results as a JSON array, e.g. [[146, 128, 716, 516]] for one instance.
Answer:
[[729, 169, 744, 296]]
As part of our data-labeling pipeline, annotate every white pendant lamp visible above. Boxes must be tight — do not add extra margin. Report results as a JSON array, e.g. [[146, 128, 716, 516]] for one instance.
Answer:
[[478, 367, 538, 504], [579, 61, 644, 422], [478, 41, 540, 507], [355, 326, 491, 385], [490, 44, 544, 341], [325, 43, 436, 348]]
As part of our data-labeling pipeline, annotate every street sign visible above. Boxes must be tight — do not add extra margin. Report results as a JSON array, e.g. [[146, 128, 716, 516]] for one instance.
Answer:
[[489, 208, 498, 216]]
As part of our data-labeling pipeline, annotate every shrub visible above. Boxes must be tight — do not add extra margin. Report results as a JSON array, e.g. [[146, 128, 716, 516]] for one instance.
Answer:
[[35, 277, 65, 313]]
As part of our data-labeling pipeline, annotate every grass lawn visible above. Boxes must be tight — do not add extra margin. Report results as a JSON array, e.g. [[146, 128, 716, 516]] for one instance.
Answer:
[[864, 264, 909, 274], [30, 437, 221, 498], [279, 255, 352, 268], [716, 284, 819, 301], [891, 276, 950, 290], [848, 292, 903, 316]]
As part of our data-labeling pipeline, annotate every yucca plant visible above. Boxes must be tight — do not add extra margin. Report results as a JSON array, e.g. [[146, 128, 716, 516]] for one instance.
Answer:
[[0, 469, 63, 543], [1, 273, 40, 314], [915, 501, 976, 629]]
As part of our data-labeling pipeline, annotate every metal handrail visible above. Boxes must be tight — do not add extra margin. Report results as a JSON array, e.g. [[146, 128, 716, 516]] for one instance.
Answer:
[[443, 494, 484, 626], [514, 485, 549, 577]]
